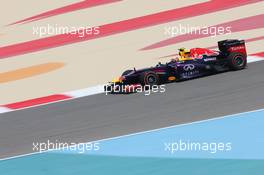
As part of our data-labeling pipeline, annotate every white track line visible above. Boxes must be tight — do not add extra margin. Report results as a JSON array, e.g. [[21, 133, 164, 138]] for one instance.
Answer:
[[0, 107, 12, 114], [64, 84, 105, 98], [247, 56, 263, 63]]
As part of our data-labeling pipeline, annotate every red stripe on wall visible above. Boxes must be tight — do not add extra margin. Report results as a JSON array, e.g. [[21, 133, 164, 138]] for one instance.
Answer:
[[4, 94, 72, 109], [9, 0, 122, 25], [251, 52, 264, 57]]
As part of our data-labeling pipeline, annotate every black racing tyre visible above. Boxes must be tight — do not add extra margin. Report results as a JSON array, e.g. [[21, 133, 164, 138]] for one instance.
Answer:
[[122, 70, 133, 76], [227, 52, 247, 70], [140, 71, 160, 86]]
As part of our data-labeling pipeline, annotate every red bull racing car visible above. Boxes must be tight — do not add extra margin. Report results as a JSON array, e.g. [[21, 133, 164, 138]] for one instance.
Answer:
[[105, 39, 247, 93]]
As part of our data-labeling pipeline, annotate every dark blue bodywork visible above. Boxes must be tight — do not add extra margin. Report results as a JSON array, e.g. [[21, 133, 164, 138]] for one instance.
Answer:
[[120, 54, 226, 85]]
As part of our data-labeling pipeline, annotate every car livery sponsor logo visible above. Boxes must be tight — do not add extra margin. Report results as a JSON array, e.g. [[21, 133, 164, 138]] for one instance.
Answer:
[[204, 57, 217, 61], [183, 64, 195, 71], [229, 46, 245, 51], [181, 70, 199, 77]]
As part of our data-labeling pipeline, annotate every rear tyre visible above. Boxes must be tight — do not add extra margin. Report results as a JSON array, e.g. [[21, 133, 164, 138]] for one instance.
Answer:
[[140, 71, 160, 86], [227, 52, 247, 70]]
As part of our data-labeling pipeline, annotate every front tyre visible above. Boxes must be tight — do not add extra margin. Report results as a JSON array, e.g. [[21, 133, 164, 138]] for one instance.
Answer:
[[140, 71, 160, 86], [227, 52, 247, 70]]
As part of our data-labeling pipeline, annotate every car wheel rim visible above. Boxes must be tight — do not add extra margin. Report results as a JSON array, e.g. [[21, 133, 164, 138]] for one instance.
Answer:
[[234, 56, 244, 66], [147, 75, 157, 85]]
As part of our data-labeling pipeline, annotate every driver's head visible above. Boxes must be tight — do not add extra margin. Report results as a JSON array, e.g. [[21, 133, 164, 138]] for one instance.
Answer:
[[178, 48, 190, 57]]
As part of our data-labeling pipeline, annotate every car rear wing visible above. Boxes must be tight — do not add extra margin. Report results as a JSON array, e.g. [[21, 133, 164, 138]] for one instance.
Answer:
[[218, 39, 247, 56]]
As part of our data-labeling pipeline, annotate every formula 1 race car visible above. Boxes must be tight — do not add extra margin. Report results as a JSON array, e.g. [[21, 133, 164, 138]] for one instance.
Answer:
[[105, 39, 247, 93]]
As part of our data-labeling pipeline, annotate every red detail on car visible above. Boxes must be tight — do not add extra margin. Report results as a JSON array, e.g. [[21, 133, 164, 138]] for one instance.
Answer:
[[190, 48, 217, 58], [228, 45, 247, 55]]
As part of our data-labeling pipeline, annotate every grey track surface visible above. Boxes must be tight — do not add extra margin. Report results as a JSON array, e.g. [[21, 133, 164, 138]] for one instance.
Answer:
[[1, 61, 264, 159]]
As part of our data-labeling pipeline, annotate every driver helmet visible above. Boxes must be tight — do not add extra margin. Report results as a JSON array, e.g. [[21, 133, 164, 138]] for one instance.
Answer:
[[178, 48, 190, 58]]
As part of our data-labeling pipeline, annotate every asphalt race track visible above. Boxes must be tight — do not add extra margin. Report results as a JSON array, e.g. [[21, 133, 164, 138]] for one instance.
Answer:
[[1, 61, 264, 159]]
